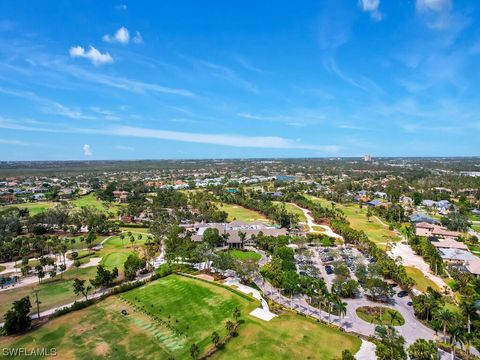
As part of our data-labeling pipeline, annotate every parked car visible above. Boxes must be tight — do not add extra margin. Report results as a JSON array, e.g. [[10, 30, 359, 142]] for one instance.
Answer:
[[397, 290, 409, 298]]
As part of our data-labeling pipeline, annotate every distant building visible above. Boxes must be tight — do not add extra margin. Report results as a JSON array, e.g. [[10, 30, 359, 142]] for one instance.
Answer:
[[188, 220, 287, 249], [363, 154, 372, 162]]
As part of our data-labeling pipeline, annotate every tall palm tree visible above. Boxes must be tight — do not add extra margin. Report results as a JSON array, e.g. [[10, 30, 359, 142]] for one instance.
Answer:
[[448, 325, 464, 360], [463, 332, 475, 360], [435, 309, 454, 342], [336, 300, 347, 325], [460, 300, 477, 334]]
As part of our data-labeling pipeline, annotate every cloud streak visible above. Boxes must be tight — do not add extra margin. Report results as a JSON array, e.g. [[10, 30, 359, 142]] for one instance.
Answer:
[[0, 117, 340, 153], [69, 46, 113, 66]]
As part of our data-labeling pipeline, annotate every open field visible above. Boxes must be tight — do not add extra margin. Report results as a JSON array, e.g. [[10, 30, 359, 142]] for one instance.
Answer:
[[71, 193, 126, 217], [405, 266, 441, 292], [1, 274, 256, 359], [215, 310, 361, 360], [272, 201, 307, 222], [0, 274, 361, 359], [216, 203, 268, 222], [306, 195, 399, 245], [226, 250, 261, 261], [3, 201, 56, 215], [71, 193, 107, 210], [356, 306, 405, 326]]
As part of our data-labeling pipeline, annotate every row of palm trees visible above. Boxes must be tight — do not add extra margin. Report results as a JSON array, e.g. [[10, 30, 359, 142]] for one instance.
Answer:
[[296, 276, 347, 323]]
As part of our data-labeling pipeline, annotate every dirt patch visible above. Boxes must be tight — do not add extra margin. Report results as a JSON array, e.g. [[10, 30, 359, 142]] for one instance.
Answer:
[[195, 273, 214, 282], [73, 322, 96, 336], [94, 341, 110, 356]]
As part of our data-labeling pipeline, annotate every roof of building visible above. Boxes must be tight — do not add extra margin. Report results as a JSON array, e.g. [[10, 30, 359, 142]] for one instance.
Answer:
[[465, 259, 480, 275], [410, 213, 439, 224], [431, 239, 469, 250], [438, 248, 477, 262]]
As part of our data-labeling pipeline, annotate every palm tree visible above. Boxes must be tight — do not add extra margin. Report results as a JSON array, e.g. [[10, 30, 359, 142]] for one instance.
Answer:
[[326, 294, 335, 323], [448, 325, 464, 360], [233, 307, 241, 323], [211, 331, 220, 348], [460, 300, 477, 334], [435, 309, 454, 342], [225, 320, 235, 336], [389, 310, 401, 326], [463, 332, 475, 360], [336, 300, 347, 325], [189, 343, 199, 359]]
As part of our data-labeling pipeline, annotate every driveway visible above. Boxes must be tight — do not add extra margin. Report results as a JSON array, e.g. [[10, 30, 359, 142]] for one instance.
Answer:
[[389, 241, 447, 290]]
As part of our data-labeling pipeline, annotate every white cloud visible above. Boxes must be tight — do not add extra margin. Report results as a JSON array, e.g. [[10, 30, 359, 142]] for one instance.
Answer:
[[69, 46, 113, 66], [133, 31, 143, 44], [416, 0, 451, 13], [83, 144, 92, 156], [358, 0, 382, 21], [103, 27, 130, 44]]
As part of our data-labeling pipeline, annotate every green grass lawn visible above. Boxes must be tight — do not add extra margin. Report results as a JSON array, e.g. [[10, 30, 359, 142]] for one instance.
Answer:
[[356, 306, 405, 326], [272, 202, 307, 222], [120, 227, 150, 234], [60, 235, 107, 251], [216, 203, 268, 222], [71, 193, 106, 210], [4, 201, 56, 215], [14, 259, 40, 269], [0, 274, 361, 360], [215, 310, 360, 360], [227, 250, 261, 261], [101, 252, 132, 269], [70, 193, 126, 217], [472, 225, 480, 233], [405, 266, 440, 292], [312, 225, 325, 232], [0, 267, 97, 317], [306, 196, 398, 245]]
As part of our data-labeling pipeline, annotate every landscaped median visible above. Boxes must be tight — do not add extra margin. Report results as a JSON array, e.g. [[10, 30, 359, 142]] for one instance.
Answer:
[[356, 306, 405, 326]]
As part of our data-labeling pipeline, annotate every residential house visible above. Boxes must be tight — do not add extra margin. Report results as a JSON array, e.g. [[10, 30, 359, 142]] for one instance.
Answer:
[[113, 190, 129, 203], [414, 222, 460, 239], [410, 213, 439, 225]]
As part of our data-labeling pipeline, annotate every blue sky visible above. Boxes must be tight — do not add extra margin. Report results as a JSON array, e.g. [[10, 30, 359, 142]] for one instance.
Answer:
[[0, 0, 479, 160]]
